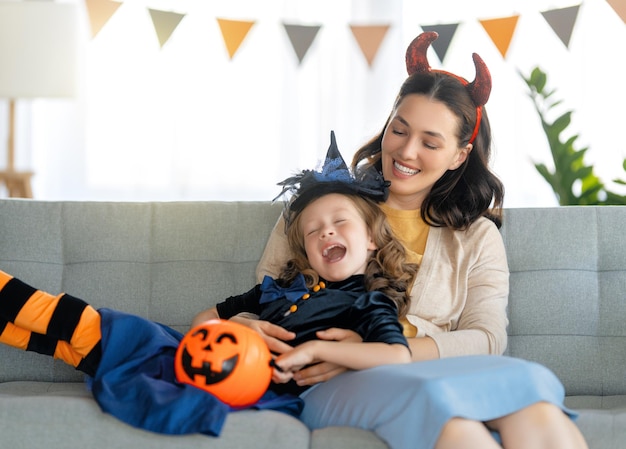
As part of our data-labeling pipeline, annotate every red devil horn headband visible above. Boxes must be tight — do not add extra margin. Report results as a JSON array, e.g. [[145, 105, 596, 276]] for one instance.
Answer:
[[405, 31, 492, 143]]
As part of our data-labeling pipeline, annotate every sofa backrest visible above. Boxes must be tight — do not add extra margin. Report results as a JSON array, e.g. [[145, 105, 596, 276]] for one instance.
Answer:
[[501, 206, 626, 398], [0, 200, 282, 382], [1, 200, 624, 398]]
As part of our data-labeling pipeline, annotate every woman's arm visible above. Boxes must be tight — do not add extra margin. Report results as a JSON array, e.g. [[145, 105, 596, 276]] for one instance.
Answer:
[[272, 341, 411, 384], [248, 214, 303, 354], [409, 220, 509, 358], [255, 215, 291, 283], [406, 336, 440, 361], [289, 331, 440, 383], [439, 221, 508, 357]]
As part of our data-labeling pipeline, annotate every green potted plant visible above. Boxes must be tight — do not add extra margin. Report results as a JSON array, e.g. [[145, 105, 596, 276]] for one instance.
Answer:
[[520, 67, 626, 205]]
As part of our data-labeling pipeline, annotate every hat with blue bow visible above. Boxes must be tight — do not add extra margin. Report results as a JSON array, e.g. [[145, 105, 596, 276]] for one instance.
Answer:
[[275, 131, 389, 221]]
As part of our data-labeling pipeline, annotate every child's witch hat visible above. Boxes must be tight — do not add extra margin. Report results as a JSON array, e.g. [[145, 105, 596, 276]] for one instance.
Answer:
[[275, 131, 389, 221]]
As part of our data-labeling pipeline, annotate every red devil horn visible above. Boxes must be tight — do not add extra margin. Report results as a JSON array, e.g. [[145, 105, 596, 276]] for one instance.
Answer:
[[405, 31, 438, 75], [466, 53, 492, 107]]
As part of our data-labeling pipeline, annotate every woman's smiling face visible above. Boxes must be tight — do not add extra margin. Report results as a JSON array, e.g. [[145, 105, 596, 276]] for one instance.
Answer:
[[380, 93, 472, 210]]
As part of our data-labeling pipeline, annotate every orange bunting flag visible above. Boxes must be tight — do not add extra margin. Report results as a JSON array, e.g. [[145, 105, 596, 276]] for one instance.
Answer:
[[349, 24, 391, 67], [607, 0, 626, 24], [479, 15, 520, 58], [85, 0, 122, 39], [216, 18, 255, 60], [283, 23, 322, 65], [541, 5, 581, 48], [420, 23, 460, 63], [148, 9, 186, 49]]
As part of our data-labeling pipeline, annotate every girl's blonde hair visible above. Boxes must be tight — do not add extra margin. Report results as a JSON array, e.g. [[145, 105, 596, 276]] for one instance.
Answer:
[[279, 193, 417, 318]]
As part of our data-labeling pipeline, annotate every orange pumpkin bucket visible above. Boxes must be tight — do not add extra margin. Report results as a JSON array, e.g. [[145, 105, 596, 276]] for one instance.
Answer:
[[175, 319, 272, 407]]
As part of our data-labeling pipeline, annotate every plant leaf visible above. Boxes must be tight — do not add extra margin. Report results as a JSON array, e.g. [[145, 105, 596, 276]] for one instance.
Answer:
[[519, 66, 625, 205]]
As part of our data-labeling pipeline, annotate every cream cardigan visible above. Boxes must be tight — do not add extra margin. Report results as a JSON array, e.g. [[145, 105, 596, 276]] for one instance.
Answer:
[[256, 215, 509, 358]]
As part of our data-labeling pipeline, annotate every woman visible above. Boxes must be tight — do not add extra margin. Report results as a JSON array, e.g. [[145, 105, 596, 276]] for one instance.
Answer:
[[232, 32, 589, 449]]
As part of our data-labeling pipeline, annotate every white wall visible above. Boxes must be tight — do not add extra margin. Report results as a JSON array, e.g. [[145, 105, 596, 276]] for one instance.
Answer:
[[1, 0, 624, 207]]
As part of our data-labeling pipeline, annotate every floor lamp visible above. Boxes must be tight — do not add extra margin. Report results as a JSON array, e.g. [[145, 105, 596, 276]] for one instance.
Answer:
[[0, 1, 79, 198]]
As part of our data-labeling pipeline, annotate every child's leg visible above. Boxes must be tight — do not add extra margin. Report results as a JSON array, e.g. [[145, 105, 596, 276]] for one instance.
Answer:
[[0, 270, 102, 376], [0, 318, 81, 365]]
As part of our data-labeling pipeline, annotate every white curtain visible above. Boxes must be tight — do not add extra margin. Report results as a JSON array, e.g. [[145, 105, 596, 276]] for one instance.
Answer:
[[3, 0, 625, 206]]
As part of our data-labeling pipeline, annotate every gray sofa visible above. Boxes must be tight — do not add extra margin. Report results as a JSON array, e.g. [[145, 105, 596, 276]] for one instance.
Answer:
[[0, 199, 624, 449]]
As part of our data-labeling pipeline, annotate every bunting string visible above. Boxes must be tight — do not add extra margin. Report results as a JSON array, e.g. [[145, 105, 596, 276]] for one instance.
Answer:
[[84, 0, 623, 63]]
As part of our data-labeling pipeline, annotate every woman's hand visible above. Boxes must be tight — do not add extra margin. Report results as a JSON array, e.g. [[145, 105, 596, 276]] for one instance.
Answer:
[[229, 314, 296, 355], [291, 328, 362, 387], [271, 341, 320, 384]]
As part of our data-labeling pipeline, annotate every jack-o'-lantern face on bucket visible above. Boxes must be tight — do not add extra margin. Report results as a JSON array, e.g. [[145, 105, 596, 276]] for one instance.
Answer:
[[179, 327, 239, 384], [175, 319, 272, 407]]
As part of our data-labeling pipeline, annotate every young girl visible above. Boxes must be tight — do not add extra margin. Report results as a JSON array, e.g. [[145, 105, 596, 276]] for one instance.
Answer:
[[195, 130, 417, 394], [0, 131, 415, 435]]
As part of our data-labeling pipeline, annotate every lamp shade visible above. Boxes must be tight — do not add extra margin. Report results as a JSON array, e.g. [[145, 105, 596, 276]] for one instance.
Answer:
[[0, 1, 79, 98]]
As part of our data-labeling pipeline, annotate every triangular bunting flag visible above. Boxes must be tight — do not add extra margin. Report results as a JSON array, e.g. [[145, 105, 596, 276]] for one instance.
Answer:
[[283, 23, 322, 65], [216, 18, 255, 60], [479, 15, 520, 58], [85, 0, 122, 39], [541, 4, 581, 48], [148, 9, 186, 49], [420, 23, 459, 63], [607, 0, 626, 24], [349, 24, 391, 67]]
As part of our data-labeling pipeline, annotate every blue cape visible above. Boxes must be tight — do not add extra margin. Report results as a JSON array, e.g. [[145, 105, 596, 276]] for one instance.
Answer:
[[87, 309, 303, 436]]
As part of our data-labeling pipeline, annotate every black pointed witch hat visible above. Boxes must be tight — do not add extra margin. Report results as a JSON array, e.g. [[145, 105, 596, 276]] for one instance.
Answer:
[[275, 131, 389, 218]]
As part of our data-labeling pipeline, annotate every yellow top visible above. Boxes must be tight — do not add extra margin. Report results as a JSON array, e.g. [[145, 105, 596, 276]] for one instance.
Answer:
[[380, 204, 429, 266], [380, 204, 430, 337]]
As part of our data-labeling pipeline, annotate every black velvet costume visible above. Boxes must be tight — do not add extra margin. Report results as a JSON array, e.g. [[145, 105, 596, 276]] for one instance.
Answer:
[[216, 274, 408, 395]]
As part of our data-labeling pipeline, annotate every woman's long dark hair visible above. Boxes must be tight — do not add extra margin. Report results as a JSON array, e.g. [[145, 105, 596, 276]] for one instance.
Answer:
[[352, 72, 504, 230]]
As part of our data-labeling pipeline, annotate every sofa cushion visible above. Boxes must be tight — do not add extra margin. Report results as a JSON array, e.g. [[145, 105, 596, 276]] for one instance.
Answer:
[[0, 381, 310, 449]]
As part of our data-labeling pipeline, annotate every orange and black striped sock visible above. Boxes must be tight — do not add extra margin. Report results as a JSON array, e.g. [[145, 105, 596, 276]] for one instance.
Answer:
[[0, 270, 102, 376]]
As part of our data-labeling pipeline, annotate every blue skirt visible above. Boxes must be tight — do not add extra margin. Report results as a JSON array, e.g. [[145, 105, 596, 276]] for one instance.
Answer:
[[299, 355, 576, 449]]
